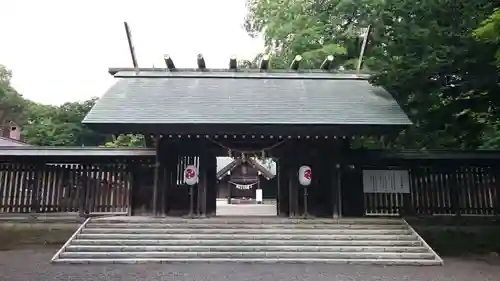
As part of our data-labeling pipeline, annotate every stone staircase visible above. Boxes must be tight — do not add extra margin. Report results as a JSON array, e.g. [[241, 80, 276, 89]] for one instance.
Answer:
[[51, 217, 443, 265]]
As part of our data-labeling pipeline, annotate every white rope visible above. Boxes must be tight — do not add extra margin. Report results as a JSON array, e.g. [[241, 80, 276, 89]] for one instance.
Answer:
[[228, 181, 259, 190], [207, 138, 286, 155]]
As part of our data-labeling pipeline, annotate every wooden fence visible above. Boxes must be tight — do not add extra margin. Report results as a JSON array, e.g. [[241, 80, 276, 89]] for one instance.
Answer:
[[1, 150, 500, 218], [362, 165, 500, 216], [0, 163, 132, 214]]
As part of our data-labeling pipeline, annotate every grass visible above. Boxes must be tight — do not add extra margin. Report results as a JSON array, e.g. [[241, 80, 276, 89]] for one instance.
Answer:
[[0, 223, 77, 251]]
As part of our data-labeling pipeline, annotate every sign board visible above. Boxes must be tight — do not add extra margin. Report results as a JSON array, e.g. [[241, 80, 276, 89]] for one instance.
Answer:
[[256, 189, 263, 203], [298, 165, 312, 186], [362, 170, 410, 193], [183, 165, 198, 186]]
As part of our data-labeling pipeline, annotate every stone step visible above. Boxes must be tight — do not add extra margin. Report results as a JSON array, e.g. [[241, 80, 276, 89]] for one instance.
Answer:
[[59, 251, 437, 260], [52, 258, 443, 265], [77, 233, 418, 240], [52, 217, 443, 266], [92, 217, 405, 225], [80, 228, 412, 235], [85, 223, 408, 229], [71, 239, 423, 246], [66, 245, 429, 253]]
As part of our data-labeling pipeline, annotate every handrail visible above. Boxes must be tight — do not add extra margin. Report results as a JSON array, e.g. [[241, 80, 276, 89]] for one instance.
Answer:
[[403, 219, 444, 265], [50, 217, 91, 262]]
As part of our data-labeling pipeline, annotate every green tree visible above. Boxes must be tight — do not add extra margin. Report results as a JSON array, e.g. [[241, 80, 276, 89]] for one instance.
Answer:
[[0, 65, 31, 127], [473, 8, 500, 148], [22, 98, 108, 146], [244, 0, 499, 150], [370, 0, 497, 149], [245, 0, 346, 69], [474, 8, 500, 65], [103, 134, 145, 148], [0, 64, 109, 146]]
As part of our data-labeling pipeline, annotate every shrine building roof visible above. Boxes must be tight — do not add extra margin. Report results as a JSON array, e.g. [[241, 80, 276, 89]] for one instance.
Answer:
[[83, 68, 411, 135]]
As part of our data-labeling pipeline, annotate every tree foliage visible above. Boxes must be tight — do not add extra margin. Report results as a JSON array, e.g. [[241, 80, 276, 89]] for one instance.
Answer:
[[103, 134, 145, 148], [0, 65, 103, 146], [244, 0, 500, 150], [0, 64, 145, 148], [475, 8, 500, 65], [21, 98, 109, 146], [3, 1, 500, 150], [0, 65, 32, 127]]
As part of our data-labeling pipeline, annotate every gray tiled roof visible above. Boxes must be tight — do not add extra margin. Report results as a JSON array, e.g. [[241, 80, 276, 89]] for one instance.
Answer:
[[0, 136, 31, 147], [0, 147, 155, 156], [83, 71, 411, 125]]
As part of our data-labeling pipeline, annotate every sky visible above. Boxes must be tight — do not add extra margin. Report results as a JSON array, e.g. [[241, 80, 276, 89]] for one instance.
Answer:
[[0, 0, 264, 105]]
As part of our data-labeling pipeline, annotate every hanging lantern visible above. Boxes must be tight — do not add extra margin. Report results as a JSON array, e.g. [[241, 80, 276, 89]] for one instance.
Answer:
[[298, 165, 312, 186], [184, 165, 198, 186]]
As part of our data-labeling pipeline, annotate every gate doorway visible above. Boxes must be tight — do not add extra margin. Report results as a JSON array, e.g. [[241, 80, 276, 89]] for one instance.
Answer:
[[215, 156, 278, 217]]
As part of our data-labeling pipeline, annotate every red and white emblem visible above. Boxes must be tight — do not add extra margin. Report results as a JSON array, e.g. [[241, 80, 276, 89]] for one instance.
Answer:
[[298, 165, 312, 186], [184, 165, 198, 186]]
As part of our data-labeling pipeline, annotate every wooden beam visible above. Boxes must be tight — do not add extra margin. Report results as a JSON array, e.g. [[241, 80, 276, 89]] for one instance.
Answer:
[[123, 22, 139, 73], [164, 55, 175, 70], [260, 54, 269, 70], [356, 25, 372, 74], [320, 55, 334, 70], [229, 56, 237, 70], [290, 55, 302, 70], [152, 136, 160, 216], [197, 54, 206, 69]]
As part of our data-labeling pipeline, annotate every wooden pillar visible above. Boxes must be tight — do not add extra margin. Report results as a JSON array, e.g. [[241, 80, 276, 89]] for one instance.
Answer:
[[340, 138, 364, 217], [402, 163, 417, 217], [310, 140, 336, 218], [204, 152, 217, 216], [196, 140, 215, 218], [294, 141, 305, 217], [31, 164, 42, 213], [331, 163, 340, 218], [152, 137, 160, 216], [128, 164, 138, 216], [227, 180, 232, 204], [329, 141, 340, 218], [277, 157, 290, 217], [287, 141, 300, 217], [288, 161, 299, 217], [495, 166, 500, 216], [161, 138, 179, 216], [79, 165, 90, 217], [158, 163, 166, 216]]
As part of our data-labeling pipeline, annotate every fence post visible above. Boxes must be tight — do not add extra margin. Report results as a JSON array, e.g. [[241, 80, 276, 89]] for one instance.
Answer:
[[402, 167, 415, 217], [495, 166, 500, 216], [30, 164, 42, 213], [78, 165, 89, 217], [448, 166, 460, 216]]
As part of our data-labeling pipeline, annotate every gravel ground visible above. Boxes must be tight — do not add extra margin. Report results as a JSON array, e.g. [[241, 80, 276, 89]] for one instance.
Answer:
[[0, 250, 500, 281], [215, 203, 277, 216]]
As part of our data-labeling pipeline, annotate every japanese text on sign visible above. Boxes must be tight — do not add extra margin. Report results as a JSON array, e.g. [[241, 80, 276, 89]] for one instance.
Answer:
[[362, 170, 410, 193]]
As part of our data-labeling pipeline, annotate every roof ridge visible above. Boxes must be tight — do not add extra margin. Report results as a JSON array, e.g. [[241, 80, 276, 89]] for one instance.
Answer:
[[111, 70, 371, 80]]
